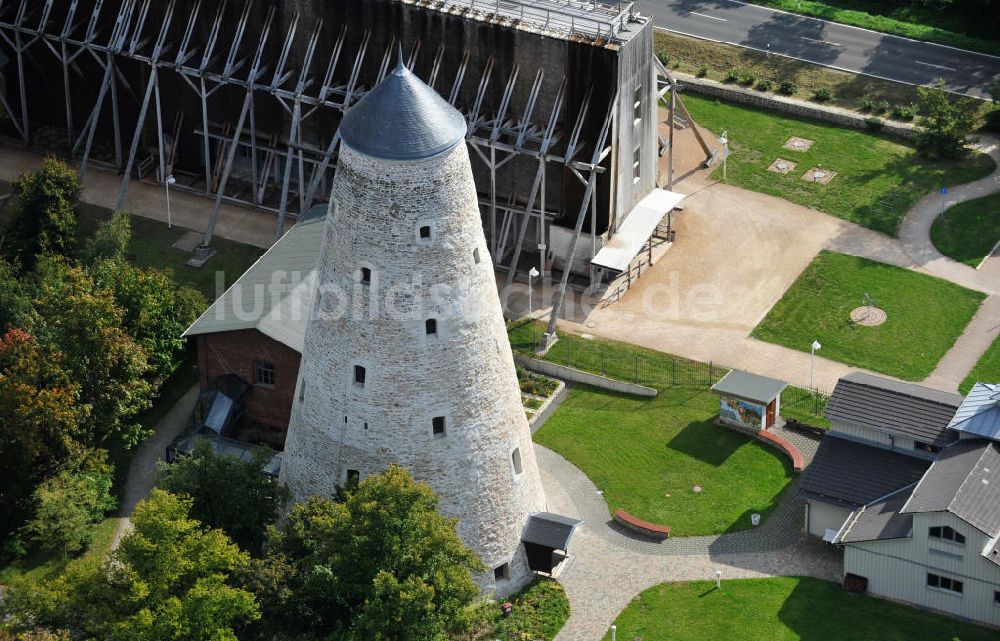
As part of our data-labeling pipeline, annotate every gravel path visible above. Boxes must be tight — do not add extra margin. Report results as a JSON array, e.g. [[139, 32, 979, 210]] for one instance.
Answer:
[[110, 385, 198, 549]]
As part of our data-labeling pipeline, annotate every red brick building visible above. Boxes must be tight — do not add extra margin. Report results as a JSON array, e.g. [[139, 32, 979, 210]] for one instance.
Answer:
[[183, 211, 324, 448]]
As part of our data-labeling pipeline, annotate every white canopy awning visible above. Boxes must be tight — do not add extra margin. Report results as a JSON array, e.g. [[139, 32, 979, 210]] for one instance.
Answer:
[[591, 188, 684, 272]]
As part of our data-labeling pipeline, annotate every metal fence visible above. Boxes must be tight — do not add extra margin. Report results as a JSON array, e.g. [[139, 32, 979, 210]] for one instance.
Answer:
[[508, 320, 830, 423]]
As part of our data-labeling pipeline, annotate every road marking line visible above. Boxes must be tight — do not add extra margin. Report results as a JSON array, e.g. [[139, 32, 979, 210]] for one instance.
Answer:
[[800, 35, 842, 46], [689, 12, 727, 22], [914, 60, 958, 71], [724, 0, 1000, 61]]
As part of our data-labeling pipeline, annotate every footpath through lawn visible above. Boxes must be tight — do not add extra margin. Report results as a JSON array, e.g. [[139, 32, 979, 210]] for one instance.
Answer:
[[753, 251, 985, 381], [604, 576, 999, 641], [682, 94, 995, 236]]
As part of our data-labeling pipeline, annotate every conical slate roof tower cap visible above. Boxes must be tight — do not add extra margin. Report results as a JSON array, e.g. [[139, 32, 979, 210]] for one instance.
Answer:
[[339, 47, 467, 161]]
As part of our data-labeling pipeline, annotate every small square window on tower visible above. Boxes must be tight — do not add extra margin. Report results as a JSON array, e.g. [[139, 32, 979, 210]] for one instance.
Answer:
[[432, 416, 446, 437], [512, 447, 523, 475], [361, 267, 372, 285], [354, 365, 366, 386], [419, 225, 432, 240], [473, 247, 481, 264], [425, 318, 437, 336], [346, 469, 360, 486], [494, 563, 510, 581]]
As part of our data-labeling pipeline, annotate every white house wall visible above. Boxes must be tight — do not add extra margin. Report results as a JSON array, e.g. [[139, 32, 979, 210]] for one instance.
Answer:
[[806, 499, 852, 539], [829, 421, 936, 460], [843, 512, 1000, 627]]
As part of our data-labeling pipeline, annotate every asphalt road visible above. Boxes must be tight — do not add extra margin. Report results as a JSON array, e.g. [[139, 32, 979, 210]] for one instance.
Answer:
[[636, 0, 1000, 98]]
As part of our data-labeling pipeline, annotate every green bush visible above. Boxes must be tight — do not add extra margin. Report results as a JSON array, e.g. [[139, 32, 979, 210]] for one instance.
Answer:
[[876, 99, 891, 114], [861, 94, 877, 111], [812, 88, 831, 102], [777, 80, 797, 96], [755, 78, 773, 92], [983, 109, 1000, 132], [22, 450, 117, 557], [724, 67, 740, 83], [738, 70, 756, 86], [891, 103, 918, 121], [696, 65, 708, 78]]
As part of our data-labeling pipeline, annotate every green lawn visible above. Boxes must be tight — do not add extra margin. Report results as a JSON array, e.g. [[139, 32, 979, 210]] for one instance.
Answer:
[[74, 203, 264, 300], [0, 516, 119, 585], [930, 192, 1000, 267], [745, 1, 1000, 57], [0, 195, 264, 301], [535, 385, 792, 536], [961, 334, 1000, 395], [604, 577, 998, 641], [753, 251, 985, 381], [682, 94, 996, 236]]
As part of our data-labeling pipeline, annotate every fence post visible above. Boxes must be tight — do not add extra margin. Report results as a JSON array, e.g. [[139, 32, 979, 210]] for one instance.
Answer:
[[671, 358, 676, 386], [634, 354, 639, 384], [709, 361, 714, 385]]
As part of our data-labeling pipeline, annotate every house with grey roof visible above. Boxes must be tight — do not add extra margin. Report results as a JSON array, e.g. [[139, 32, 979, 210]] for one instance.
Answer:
[[180, 205, 326, 445], [819, 375, 1000, 627], [800, 373, 963, 541]]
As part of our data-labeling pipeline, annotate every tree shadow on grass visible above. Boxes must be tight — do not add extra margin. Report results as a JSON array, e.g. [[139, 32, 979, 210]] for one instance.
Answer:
[[666, 420, 745, 467]]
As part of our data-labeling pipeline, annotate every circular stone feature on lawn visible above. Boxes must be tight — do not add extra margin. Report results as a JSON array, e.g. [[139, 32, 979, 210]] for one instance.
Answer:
[[850, 305, 887, 326], [768, 158, 797, 174], [783, 136, 815, 152], [802, 167, 837, 184]]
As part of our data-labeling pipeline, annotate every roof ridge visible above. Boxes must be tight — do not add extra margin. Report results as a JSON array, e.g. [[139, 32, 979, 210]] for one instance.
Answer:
[[848, 376, 962, 408]]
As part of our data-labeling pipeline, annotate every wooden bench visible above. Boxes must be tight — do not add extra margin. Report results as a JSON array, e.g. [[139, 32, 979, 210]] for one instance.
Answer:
[[613, 509, 671, 540], [757, 430, 804, 472]]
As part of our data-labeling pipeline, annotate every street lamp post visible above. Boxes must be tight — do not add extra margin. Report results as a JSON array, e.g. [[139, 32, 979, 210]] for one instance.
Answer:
[[719, 131, 729, 181], [610, 624, 617, 641], [810, 340, 822, 391], [165, 174, 177, 229], [528, 266, 540, 317]]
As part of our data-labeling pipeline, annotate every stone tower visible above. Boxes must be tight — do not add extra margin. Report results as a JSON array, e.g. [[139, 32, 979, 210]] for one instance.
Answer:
[[279, 56, 547, 594]]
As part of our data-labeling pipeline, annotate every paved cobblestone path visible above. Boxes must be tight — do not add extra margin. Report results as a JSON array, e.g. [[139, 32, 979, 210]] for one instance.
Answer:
[[537, 427, 842, 641]]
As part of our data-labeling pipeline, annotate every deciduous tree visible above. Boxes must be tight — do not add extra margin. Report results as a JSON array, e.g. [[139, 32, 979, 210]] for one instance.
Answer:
[[250, 465, 482, 641], [914, 80, 978, 159], [157, 440, 286, 554], [22, 449, 117, 557], [6, 159, 81, 268], [0, 328, 83, 536], [30, 257, 152, 449], [3, 490, 259, 641]]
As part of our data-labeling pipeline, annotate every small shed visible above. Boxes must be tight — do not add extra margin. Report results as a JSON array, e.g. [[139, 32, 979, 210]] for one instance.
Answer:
[[712, 370, 787, 431], [521, 512, 582, 575]]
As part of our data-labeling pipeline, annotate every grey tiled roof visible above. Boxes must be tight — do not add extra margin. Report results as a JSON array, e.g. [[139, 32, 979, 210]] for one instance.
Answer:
[[712, 370, 787, 404], [948, 382, 1000, 440], [799, 435, 931, 508], [837, 484, 915, 544], [339, 57, 466, 161], [521, 512, 582, 550], [902, 439, 1000, 536], [825, 373, 963, 446]]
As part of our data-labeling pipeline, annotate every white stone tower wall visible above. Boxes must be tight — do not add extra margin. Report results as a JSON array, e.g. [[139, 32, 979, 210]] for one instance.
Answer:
[[280, 141, 546, 593]]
